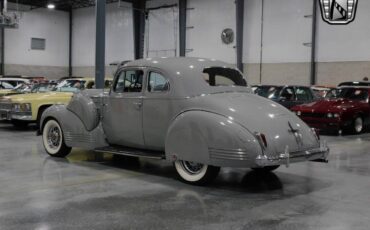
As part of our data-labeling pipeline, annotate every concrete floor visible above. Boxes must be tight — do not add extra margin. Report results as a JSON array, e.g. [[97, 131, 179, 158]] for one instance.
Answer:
[[0, 122, 370, 230]]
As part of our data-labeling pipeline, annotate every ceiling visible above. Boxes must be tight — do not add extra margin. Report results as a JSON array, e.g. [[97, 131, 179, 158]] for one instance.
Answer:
[[7, 0, 133, 11]]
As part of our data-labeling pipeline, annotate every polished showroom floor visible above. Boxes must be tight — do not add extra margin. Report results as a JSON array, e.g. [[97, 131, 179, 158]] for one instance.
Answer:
[[0, 122, 370, 230]]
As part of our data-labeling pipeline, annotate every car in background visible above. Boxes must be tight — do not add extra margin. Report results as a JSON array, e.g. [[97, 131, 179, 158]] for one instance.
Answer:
[[338, 81, 370, 87], [38, 57, 329, 185], [311, 85, 335, 98], [0, 77, 30, 88], [0, 81, 14, 97], [291, 86, 370, 134], [0, 78, 111, 128], [253, 85, 316, 109]]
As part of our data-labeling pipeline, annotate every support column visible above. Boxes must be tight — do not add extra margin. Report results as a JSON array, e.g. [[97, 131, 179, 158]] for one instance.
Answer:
[[68, 8, 73, 77], [132, 0, 146, 59], [95, 0, 106, 89], [0, 0, 4, 75], [310, 0, 318, 85], [179, 0, 187, 57], [235, 0, 244, 73]]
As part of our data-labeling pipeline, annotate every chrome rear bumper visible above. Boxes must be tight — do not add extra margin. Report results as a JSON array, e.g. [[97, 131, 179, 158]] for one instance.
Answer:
[[255, 143, 330, 167]]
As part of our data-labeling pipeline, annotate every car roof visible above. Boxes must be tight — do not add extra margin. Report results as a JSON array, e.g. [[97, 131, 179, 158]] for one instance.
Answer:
[[0, 78, 29, 81], [338, 81, 370, 86], [122, 57, 248, 97]]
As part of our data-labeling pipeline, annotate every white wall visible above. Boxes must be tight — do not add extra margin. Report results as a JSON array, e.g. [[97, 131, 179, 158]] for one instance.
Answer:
[[72, 2, 134, 68], [5, 8, 69, 67], [187, 0, 236, 63]]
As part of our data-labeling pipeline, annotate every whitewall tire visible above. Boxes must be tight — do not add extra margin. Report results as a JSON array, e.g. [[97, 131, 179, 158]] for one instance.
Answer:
[[174, 160, 220, 185], [42, 119, 71, 157]]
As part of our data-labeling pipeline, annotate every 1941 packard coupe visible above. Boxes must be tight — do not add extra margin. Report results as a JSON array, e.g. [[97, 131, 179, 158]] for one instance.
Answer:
[[39, 57, 329, 185]]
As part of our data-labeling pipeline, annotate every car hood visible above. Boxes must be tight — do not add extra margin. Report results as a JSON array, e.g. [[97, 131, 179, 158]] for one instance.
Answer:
[[192, 92, 319, 154], [0, 89, 13, 96], [5, 92, 73, 103], [292, 98, 361, 112]]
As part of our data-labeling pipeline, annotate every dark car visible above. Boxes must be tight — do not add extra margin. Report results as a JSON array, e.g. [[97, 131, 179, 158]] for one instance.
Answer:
[[254, 85, 316, 109], [291, 86, 370, 134], [338, 81, 370, 87]]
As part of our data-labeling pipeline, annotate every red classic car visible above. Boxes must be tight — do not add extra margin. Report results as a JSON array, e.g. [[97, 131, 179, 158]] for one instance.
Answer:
[[291, 86, 370, 134]]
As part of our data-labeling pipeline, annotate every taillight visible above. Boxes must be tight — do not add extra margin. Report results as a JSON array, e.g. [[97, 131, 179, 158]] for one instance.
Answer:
[[255, 132, 268, 149]]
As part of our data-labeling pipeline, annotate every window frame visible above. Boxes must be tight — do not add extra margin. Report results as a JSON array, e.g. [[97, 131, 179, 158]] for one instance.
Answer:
[[112, 68, 144, 94], [146, 71, 170, 94]]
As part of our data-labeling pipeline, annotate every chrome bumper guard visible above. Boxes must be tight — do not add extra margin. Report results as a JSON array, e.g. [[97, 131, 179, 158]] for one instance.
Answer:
[[255, 141, 330, 168]]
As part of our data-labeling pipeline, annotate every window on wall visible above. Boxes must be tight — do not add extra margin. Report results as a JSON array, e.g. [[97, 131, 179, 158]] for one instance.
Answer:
[[31, 38, 46, 50]]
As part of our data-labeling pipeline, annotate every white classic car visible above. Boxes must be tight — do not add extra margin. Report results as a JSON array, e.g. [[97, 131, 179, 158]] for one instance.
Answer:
[[39, 57, 329, 185]]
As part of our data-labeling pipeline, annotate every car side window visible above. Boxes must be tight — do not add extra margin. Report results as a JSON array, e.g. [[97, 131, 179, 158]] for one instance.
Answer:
[[148, 72, 169, 92], [114, 70, 143, 93], [295, 87, 312, 101], [281, 87, 295, 101]]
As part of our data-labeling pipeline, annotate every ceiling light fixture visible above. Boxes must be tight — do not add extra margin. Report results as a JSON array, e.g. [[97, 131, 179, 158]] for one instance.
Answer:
[[47, 4, 55, 9]]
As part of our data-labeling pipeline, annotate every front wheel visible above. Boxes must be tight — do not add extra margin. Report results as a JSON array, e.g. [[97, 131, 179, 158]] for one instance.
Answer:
[[174, 160, 220, 185], [42, 119, 71, 157], [352, 116, 364, 134]]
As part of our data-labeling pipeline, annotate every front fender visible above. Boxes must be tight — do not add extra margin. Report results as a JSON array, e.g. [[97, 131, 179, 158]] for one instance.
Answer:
[[39, 105, 108, 150], [165, 110, 262, 168]]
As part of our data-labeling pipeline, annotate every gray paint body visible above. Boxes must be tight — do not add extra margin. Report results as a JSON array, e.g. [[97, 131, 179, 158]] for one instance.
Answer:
[[41, 57, 329, 168]]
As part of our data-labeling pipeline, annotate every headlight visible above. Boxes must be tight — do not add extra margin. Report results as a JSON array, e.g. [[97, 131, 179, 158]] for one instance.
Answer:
[[12, 103, 32, 112], [296, 111, 301, 116], [327, 113, 333, 118], [333, 113, 340, 118]]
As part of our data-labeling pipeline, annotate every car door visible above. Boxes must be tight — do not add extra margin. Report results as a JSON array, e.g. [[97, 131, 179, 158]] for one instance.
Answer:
[[142, 70, 171, 150], [295, 86, 314, 106], [278, 86, 296, 109], [102, 68, 145, 148]]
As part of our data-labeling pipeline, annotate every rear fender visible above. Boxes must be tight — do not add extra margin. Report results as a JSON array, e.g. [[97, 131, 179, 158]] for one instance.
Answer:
[[165, 110, 262, 167], [40, 105, 108, 150]]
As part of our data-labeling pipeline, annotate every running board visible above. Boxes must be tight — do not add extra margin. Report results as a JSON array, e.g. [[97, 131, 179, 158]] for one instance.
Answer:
[[94, 146, 165, 160]]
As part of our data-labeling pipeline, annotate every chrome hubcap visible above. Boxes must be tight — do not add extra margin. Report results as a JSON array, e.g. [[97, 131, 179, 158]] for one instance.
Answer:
[[355, 118, 363, 133], [47, 126, 61, 149], [181, 161, 204, 174]]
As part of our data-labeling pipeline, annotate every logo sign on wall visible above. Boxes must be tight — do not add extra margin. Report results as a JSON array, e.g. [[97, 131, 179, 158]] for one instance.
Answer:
[[319, 0, 359, 25]]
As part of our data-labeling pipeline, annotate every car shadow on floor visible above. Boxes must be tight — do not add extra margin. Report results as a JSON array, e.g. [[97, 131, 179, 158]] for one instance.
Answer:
[[42, 150, 330, 197], [0, 122, 37, 132]]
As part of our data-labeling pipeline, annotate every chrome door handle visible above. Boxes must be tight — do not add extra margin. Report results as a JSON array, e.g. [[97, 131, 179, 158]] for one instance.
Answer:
[[133, 102, 142, 109]]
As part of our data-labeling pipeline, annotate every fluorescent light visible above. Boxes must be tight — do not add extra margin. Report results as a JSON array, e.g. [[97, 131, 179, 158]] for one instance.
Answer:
[[47, 4, 55, 9]]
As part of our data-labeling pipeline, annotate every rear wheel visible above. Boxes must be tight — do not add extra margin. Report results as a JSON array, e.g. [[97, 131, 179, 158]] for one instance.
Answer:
[[174, 160, 220, 185], [252, 165, 280, 172], [42, 119, 71, 157]]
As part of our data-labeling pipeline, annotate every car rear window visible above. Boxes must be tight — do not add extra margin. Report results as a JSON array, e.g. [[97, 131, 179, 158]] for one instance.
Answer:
[[203, 67, 247, 87]]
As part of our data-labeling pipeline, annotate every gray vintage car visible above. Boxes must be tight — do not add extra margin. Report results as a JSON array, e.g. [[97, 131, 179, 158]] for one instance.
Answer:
[[39, 57, 329, 185]]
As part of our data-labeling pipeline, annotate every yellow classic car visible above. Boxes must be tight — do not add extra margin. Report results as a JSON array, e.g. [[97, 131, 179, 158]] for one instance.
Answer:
[[0, 78, 111, 128]]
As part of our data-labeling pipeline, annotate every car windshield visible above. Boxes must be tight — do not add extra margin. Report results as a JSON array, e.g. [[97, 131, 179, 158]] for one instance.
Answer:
[[0, 81, 14, 89], [13, 83, 32, 93], [53, 80, 86, 92], [31, 83, 57, 93], [255, 86, 283, 100], [326, 88, 369, 101], [202, 67, 247, 87]]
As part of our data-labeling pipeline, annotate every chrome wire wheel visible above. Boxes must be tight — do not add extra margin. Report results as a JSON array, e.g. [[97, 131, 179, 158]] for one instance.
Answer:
[[174, 160, 220, 185], [42, 119, 71, 157], [354, 117, 363, 134], [181, 161, 204, 174]]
